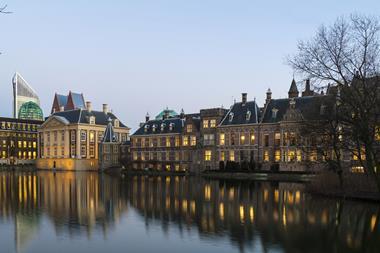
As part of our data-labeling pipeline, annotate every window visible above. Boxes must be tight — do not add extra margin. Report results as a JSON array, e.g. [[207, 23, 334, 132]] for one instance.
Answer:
[[89, 131, 95, 143], [290, 132, 296, 146], [98, 131, 104, 142], [61, 147, 65, 156], [81, 145, 87, 158], [161, 123, 166, 131], [144, 125, 149, 132], [175, 136, 180, 147], [264, 134, 269, 147], [23, 141, 27, 148], [250, 133, 255, 144], [246, 111, 251, 121], [114, 119, 120, 127], [152, 125, 157, 132], [204, 134, 215, 145], [190, 136, 196, 146], [210, 119, 216, 128], [275, 150, 281, 162], [33, 142, 37, 148], [240, 134, 246, 145], [275, 133, 281, 146], [219, 133, 225, 145], [175, 152, 180, 161], [288, 150, 296, 162], [229, 151, 235, 161], [296, 150, 302, 162], [81, 130, 87, 142], [182, 136, 189, 146], [54, 147, 58, 156], [169, 123, 175, 131], [229, 113, 234, 122], [186, 124, 192, 133], [89, 116, 95, 125], [264, 150, 269, 162], [220, 151, 225, 161], [89, 146, 95, 157], [203, 120, 209, 129], [165, 164, 171, 171], [376, 126, 380, 141], [166, 137, 171, 147], [54, 131, 58, 142], [309, 150, 317, 161], [204, 150, 212, 161], [272, 108, 278, 119]]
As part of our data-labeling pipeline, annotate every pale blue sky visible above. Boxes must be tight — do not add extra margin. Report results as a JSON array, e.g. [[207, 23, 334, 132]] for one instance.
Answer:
[[0, 0, 379, 130]]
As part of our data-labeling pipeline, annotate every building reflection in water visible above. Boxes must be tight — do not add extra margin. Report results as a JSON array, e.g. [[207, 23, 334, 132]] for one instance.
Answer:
[[0, 172, 379, 253]]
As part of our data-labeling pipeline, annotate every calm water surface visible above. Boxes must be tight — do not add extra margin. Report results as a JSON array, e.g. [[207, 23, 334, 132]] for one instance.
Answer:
[[0, 171, 379, 253]]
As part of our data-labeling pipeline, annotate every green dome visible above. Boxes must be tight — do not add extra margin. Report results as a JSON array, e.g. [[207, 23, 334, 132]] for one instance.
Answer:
[[155, 109, 178, 120], [18, 101, 44, 121]]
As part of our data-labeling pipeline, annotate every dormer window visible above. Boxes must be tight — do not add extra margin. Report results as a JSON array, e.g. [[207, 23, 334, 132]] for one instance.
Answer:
[[229, 112, 234, 122], [114, 119, 120, 128], [246, 111, 251, 121], [89, 116, 95, 125], [272, 108, 278, 119], [169, 123, 175, 131], [144, 125, 150, 132], [152, 124, 157, 132], [161, 123, 166, 131]]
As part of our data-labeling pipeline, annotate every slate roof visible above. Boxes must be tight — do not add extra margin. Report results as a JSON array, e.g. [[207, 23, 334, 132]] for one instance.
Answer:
[[220, 101, 260, 126], [49, 109, 127, 127], [155, 109, 178, 120], [69, 92, 86, 110], [133, 117, 186, 136], [102, 120, 118, 142], [261, 95, 333, 123], [289, 78, 299, 93]]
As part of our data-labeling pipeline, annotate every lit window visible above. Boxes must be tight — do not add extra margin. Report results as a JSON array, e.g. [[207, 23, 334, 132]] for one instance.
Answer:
[[175, 136, 180, 147], [275, 133, 281, 146], [166, 137, 171, 147], [186, 124, 192, 133], [264, 150, 269, 162], [376, 126, 380, 141], [296, 150, 302, 162], [210, 119, 216, 128], [351, 166, 365, 173], [288, 150, 296, 162], [220, 151, 225, 161], [182, 136, 189, 146], [229, 151, 235, 161], [190, 136, 196, 146], [89, 131, 95, 143], [275, 150, 281, 162], [309, 150, 317, 161], [204, 150, 212, 161], [250, 133, 255, 144], [166, 164, 171, 171], [203, 120, 209, 129], [240, 134, 246, 145], [219, 133, 225, 145]]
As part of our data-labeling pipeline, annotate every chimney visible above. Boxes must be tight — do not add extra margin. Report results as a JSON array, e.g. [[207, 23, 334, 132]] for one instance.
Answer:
[[60, 106, 65, 112], [103, 104, 109, 114], [145, 112, 150, 122], [266, 88, 272, 104], [242, 93, 247, 104], [302, 79, 313, 97], [86, 101, 92, 112]]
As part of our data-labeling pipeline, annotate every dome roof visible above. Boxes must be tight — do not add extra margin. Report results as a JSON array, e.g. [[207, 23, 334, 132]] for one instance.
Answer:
[[18, 101, 44, 121]]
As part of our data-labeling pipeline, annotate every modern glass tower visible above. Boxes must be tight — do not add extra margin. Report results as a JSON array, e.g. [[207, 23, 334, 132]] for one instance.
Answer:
[[12, 72, 41, 119]]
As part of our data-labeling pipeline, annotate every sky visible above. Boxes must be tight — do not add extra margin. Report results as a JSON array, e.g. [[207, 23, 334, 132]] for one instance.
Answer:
[[0, 0, 379, 131]]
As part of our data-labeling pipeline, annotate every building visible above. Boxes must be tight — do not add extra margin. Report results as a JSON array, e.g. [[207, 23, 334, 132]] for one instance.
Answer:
[[50, 91, 86, 114], [0, 117, 43, 165], [130, 109, 201, 172], [37, 102, 130, 171], [12, 72, 43, 121], [99, 119, 122, 170]]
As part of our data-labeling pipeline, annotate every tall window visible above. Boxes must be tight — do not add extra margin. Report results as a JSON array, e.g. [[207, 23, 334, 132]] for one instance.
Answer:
[[81, 130, 87, 142], [204, 150, 212, 161], [182, 136, 189, 146], [219, 133, 225, 145], [166, 137, 171, 147], [89, 131, 95, 143], [240, 134, 246, 145], [220, 151, 225, 161], [203, 120, 209, 129], [264, 134, 269, 147], [250, 132, 255, 144], [175, 136, 180, 147], [275, 133, 281, 146], [190, 136, 196, 146], [61, 131, 65, 142], [275, 150, 281, 162], [296, 150, 302, 162], [264, 150, 269, 162], [287, 150, 296, 162], [229, 151, 235, 161], [210, 119, 216, 128], [186, 124, 192, 133]]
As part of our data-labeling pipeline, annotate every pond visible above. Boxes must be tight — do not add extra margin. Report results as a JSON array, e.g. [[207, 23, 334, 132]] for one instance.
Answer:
[[0, 171, 379, 253]]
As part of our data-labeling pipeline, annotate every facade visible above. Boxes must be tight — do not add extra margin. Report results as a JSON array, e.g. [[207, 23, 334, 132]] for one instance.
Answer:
[[130, 79, 349, 172], [12, 72, 43, 120], [99, 119, 122, 170], [51, 91, 86, 114], [37, 102, 130, 171], [0, 117, 43, 165], [130, 109, 202, 172]]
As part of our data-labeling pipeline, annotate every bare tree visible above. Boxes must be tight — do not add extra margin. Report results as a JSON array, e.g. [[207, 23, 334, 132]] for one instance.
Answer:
[[289, 14, 380, 191]]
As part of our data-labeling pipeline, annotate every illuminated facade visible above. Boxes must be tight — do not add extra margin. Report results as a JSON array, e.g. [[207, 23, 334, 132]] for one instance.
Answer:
[[37, 102, 130, 171], [12, 72, 42, 120], [0, 117, 43, 165]]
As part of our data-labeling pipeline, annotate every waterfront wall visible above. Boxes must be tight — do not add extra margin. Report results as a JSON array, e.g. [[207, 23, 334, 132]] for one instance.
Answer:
[[36, 158, 99, 171]]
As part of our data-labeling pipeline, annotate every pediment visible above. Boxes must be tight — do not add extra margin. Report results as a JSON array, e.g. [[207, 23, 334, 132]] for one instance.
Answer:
[[41, 116, 69, 129]]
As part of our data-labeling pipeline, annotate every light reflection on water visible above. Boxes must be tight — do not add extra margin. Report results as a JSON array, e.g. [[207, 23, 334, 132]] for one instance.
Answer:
[[0, 171, 379, 253]]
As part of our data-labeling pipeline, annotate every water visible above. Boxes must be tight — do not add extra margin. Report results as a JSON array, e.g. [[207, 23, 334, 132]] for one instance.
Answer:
[[0, 171, 379, 253]]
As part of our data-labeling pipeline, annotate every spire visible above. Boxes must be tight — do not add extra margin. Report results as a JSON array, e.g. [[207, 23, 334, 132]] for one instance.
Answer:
[[288, 78, 299, 98], [102, 118, 117, 143]]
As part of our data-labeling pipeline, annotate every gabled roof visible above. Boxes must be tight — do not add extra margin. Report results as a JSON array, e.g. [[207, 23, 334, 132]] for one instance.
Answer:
[[289, 78, 299, 93], [133, 117, 185, 136], [261, 95, 333, 123], [56, 94, 68, 107], [220, 101, 260, 126], [49, 109, 127, 127], [65, 92, 86, 111], [102, 120, 118, 143]]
